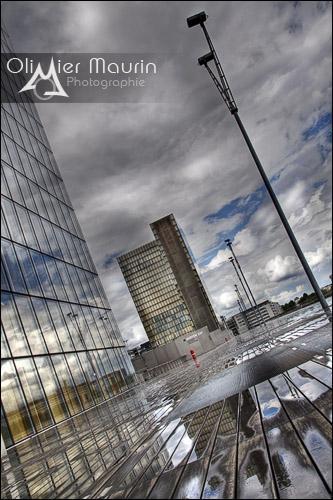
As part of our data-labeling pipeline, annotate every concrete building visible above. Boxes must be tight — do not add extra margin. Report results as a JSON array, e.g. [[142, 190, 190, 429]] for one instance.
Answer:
[[227, 300, 282, 335], [118, 214, 219, 347]]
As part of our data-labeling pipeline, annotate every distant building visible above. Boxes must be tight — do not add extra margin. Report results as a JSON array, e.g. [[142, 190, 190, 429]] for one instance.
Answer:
[[227, 300, 282, 335], [118, 214, 219, 347]]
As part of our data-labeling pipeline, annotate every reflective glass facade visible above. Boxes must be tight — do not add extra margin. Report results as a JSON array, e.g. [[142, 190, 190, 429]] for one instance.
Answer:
[[118, 214, 219, 347], [118, 241, 195, 346], [1, 26, 135, 448]]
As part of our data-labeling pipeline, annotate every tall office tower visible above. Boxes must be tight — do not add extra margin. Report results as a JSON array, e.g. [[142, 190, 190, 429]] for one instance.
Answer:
[[1, 26, 135, 450], [118, 214, 219, 347]]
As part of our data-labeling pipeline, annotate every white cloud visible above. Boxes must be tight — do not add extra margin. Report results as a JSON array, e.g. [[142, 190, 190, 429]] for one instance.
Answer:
[[259, 255, 302, 283], [218, 290, 238, 309], [305, 238, 332, 267]]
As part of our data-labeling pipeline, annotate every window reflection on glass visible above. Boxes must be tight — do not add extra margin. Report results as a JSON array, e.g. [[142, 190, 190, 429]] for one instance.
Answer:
[[44, 256, 67, 301], [66, 353, 93, 410], [31, 298, 61, 353], [90, 351, 112, 399], [15, 204, 39, 249], [2, 197, 25, 245], [30, 250, 55, 299], [47, 301, 74, 352], [1, 239, 27, 293], [2, 163, 24, 205], [15, 358, 53, 432], [14, 245, 42, 296], [14, 295, 47, 355], [34, 357, 69, 423], [99, 350, 121, 395], [1, 360, 34, 442], [1, 292, 30, 356], [51, 355, 82, 416], [77, 351, 104, 404], [1, 325, 11, 358]]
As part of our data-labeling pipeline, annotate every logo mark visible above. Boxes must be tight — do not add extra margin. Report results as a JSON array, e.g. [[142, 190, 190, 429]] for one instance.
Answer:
[[19, 58, 69, 99]]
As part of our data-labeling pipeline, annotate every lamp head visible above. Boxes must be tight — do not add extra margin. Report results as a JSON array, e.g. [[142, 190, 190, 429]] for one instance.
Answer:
[[187, 11, 207, 28], [198, 52, 214, 66]]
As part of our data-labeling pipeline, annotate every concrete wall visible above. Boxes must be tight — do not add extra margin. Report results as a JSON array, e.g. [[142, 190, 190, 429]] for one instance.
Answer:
[[132, 327, 235, 370]]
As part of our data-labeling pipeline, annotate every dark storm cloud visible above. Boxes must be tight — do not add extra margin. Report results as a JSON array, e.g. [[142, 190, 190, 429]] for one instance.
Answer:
[[3, 1, 332, 347]]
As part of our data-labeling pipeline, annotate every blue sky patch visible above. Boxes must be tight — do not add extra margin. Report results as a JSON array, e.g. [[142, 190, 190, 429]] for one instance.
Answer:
[[198, 185, 269, 266], [103, 251, 123, 269], [302, 111, 332, 141]]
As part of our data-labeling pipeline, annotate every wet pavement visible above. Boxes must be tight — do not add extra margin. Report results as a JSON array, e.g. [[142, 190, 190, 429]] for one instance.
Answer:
[[1, 305, 332, 499]]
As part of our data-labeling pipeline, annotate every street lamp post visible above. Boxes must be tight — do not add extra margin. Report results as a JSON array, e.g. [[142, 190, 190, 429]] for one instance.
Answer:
[[229, 257, 265, 332], [226, 238, 267, 328], [187, 12, 332, 322]]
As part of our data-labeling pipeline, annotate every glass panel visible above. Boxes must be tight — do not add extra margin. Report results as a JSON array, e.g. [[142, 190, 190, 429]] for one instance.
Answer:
[[35, 357, 69, 423], [14, 245, 42, 295], [77, 351, 104, 404], [30, 251, 55, 298], [65, 353, 93, 410], [75, 306, 95, 349], [1, 260, 10, 290], [56, 260, 78, 303], [15, 205, 39, 249], [31, 298, 61, 353], [4, 135, 23, 172], [1, 406, 13, 448], [51, 355, 82, 416], [83, 307, 103, 348], [41, 219, 63, 259], [15, 358, 53, 432], [1, 325, 11, 358], [1, 360, 34, 443], [90, 351, 111, 399], [1, 239, 27, 293], [14, 295, 47, 355], [47, 301, 74, 352], [1, 197, 25, 244], [67, 265, 87, 304], [59, 302, 84, 350], [1, 166, 11, 197], [43, 256, 67, 301], [107, 349, 126, 391], [1, 292, 30, 356], [17, 173, 36, 212], [2, 163, 24, 204], [99, 350, 121, 395], [29, 213, 50, 254]]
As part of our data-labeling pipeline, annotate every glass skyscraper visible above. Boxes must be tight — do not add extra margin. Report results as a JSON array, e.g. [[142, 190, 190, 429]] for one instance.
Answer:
[[1, 25, 135, 450], [118, 214, 219, 347]]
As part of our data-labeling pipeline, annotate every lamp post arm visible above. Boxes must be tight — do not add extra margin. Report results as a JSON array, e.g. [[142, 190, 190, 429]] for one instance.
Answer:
[[200, 23, 238, 113]]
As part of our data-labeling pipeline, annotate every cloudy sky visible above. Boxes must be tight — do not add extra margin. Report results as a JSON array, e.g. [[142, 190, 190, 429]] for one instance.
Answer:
[[4, 1, 332, 348]]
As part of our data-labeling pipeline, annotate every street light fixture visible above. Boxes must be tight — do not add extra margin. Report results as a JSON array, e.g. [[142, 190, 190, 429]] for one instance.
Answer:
[[187, 11, 332, 322], [198, 52, 214, 66], [187, 11, 207, 28]]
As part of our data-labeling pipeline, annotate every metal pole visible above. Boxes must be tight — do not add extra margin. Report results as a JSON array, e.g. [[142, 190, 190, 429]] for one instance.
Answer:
[[229, 257, 253, 308], [235, 286, 250, 329], [227, 241, 267, 328], [235, 284, 247, 312], [192, 16, 332, 322], [230, 257, 267, 334], [232, 111, 331, 322]]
